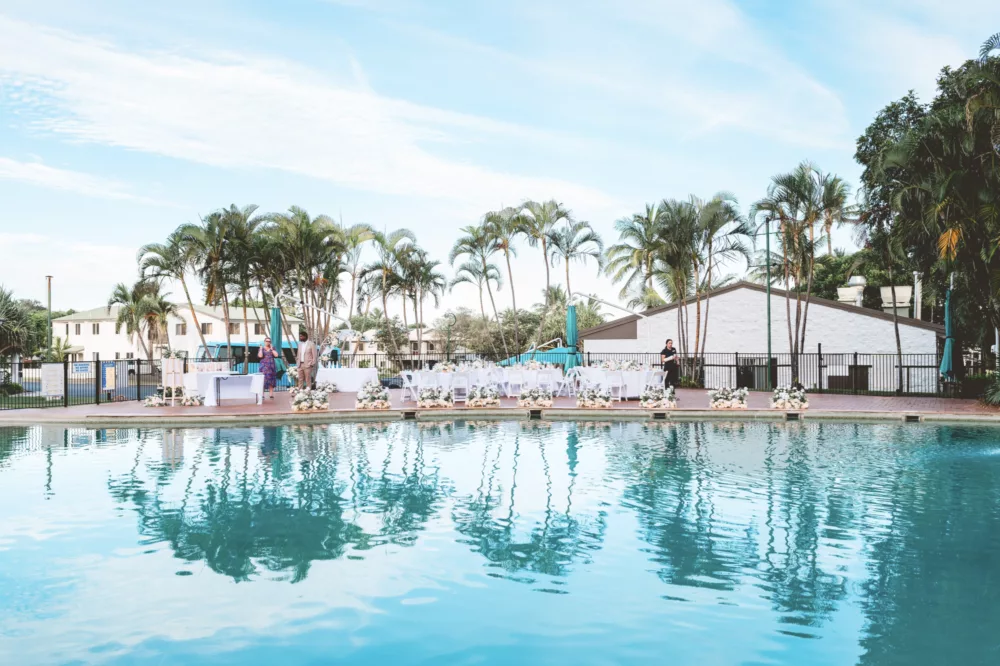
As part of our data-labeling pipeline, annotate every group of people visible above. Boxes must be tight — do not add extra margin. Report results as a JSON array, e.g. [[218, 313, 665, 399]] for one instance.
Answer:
[[256, 330, 318, 400]]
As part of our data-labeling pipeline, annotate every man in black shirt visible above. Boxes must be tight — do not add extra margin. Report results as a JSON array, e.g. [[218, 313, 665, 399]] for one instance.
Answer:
[[660, 339, 678, 387]]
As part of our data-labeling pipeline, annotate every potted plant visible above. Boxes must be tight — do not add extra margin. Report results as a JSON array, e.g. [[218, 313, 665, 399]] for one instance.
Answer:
[[707, 386, 749, 409], [770, 385, 808, 409]]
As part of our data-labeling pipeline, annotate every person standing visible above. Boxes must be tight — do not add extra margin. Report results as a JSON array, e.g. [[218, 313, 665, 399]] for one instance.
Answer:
[[660, 339, 678, 387], [258, 337, 280, 401], [296, 331, 318, 390]]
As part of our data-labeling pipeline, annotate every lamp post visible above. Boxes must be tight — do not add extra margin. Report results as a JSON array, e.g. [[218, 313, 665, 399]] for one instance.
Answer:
[[45, 275, 53, 352]]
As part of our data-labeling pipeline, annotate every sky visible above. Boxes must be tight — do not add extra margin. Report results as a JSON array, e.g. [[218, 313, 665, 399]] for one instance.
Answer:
[[0, 0, 996, 317]]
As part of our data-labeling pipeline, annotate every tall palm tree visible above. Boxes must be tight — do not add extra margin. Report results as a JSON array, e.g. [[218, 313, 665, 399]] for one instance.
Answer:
[[413, 253, 447, 354], [484, 206, 524, 352], [364, 229, 416, 354], [339, 222, 375, 324], [519, 200, 572, 302], [141, 289, 179, 354], [0, 286, 30, 358], [450, 225, 508, 357], [450, 260, 502, 324], [605, 202, 668, 303], [546, 220, 604, 298], [178, 211, 233, 359], [220, 205, 267, 370], [139, 229, 210, 353], [108, 280, 155, 360]]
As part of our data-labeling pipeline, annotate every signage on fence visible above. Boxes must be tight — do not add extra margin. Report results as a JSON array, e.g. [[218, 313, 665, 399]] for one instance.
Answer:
[[41, 363, 65, 398], [72, 362, 89, 375], [101, 362, 117, 392]]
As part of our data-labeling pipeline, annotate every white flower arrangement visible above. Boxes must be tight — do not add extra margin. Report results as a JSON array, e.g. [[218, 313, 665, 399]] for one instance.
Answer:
[[577, 387, 613, 408], [640, 385, 677, 409], [144, 395, 165, 407], [771, 385, 808, 410], [356, 381, 391, 410], [286, 365, 299, 382], [467, 385, 501, 408], [517, 387, 553, 408], [708, 386, 749, 409], [320, 353, 331, 365], [316, 382, 339, 394], [180, 394, 205, 406], [460, 359, 491, 370], [598, 359, 642, 371], [522, 360, 555, 371], [434, 362, 458, 373], [292, 389, 329, 412], [417, 386, 454, 408]]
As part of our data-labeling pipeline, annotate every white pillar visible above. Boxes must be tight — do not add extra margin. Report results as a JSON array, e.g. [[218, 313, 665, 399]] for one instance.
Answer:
[[913, 272, 922, 320]]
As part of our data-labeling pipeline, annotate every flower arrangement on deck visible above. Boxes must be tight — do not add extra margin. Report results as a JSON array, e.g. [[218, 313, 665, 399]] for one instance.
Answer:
[[144, 395, 165, 407], [433, 362, 458, 373], [576, 387, 613, 408], [771, 385, 808, 410], [417, 386, 454, 408], [179, 394, 205, 406], [640, 385, 677, 409], [467, 385, 501, 408], [708, 386, 749, 409], [598, 359, 642, 371], [517, 387, 553, 408], [292, 389, 329, 411], [316, 382, 339, 395], [286, 365, 299, 382], [356, 381, 391, 410]]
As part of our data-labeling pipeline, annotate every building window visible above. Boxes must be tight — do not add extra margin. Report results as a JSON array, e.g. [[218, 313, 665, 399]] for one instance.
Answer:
[[176, 323, 187, 336], [115, 352, 120, 360], [229, 323, 240, 335], [126, 353, 134, 359], [75, 323, 81, 335], [201, 322, 212, 335], [65, 323, 69, 336], [410, 342, 419, 353], [92, 323, 100, 335], [426, 342, 435, 352], [92, 352, 99, 361]]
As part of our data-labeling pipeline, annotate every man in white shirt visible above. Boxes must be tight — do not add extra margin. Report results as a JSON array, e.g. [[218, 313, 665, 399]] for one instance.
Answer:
[[296, 331, 318, 389]]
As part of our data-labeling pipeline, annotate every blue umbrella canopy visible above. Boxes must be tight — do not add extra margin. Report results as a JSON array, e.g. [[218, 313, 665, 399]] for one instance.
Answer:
[[269, 307, 283, 355], [565, 305, 579, 370], [939, 289, 954, 379]]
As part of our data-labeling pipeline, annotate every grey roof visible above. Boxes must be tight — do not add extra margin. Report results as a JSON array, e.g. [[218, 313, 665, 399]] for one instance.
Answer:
[[54, 304, 303, 323]]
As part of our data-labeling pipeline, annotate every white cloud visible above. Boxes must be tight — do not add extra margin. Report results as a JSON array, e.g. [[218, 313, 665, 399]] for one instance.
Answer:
[[0, 156, 169, 205], [0, 15, 621, 218]]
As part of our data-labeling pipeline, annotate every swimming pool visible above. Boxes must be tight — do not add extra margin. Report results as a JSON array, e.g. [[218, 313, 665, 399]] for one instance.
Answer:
[[1, 421, 999, 665]]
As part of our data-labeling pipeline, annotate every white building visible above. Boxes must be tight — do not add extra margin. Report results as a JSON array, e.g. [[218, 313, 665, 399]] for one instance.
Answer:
[[580, 282, 945, 392], [52, 304, 303, 362]]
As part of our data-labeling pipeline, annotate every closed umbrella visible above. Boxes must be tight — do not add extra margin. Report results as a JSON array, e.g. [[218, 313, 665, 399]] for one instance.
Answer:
[[939, 288, 954, 380], [564, 305, 578, 370], [270, 307, 285, 380]]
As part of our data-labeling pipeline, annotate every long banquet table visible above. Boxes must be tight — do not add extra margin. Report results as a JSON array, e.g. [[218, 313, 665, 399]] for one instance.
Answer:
[[315, 367, 380, 392]]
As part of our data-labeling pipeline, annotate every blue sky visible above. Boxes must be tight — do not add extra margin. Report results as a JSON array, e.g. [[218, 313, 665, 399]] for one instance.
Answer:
[[0, 0, 995, 314]]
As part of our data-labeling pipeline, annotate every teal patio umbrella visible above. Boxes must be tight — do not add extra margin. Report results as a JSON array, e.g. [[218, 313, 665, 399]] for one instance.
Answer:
[[270, 307, 285, 379], [564, 305, 579, 370], [939, 288, 954, 380]]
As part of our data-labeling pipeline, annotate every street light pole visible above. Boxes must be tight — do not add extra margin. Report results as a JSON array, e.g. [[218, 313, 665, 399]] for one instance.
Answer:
[[764, 218, 772, 390], [45, 275, 53, 352]]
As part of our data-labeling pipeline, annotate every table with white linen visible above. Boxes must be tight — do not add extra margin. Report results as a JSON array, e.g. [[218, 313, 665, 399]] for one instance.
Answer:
[[413, 367, 564, 395], [316, 367, 380, 392], [183, 371, 264, 406], [578, 368, 648, 398]]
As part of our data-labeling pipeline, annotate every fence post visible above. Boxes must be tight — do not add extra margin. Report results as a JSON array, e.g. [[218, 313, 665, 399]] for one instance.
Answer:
[[94, 354, 100, 405], [63, 358, 69, 408], [586, 352, 591, 367], [137, 359, 143, 402], [734, 352, 739, 388], [852, 351, 858, 395], [817, 343, 823, 392]]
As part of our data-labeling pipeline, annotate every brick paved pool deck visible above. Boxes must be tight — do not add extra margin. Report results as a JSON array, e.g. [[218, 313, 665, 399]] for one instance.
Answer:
[[1, 389, 997, 426]]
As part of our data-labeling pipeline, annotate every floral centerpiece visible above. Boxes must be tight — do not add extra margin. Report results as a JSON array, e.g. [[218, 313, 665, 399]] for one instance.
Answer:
[[418, 386, 454, 408], [467, 385, 501, 408], [523, 360, 555, 371], [316, 382, 339, 395], [144, 395, 165, 407], [517, 387, 553, 408], [640, 385, 677, 409], [577, 387, 613, 408], [286, 365, 300, 383], [292, 389, 329, 411], [598, 359, 642, 371], [434, 362, 458, 373], [320, 353, 331, 366], [771, 385, 808, 409], [180, 394, 205, 406], [356, 381, 391, 410], [460, 359, 492, 370], [708, 386, 749, 409]]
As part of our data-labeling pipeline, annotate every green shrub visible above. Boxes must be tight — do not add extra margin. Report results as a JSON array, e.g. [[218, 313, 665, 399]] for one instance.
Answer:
[[983, 375, 1000, 406], [0, 382, 24, 396]]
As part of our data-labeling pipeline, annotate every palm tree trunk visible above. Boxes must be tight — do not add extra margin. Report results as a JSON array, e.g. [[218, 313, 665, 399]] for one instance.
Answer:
[[693, 262, 701, 379], [485, 279, 509, 358], [541, 237, 551, 297], [222, 291, 233, 361], [565, 261, 572, 304], [505, 249, 520, 352], [348, 273, 357, 324], [242, 291, 250, 374], [180, 276, 209, 354], [799, 224, 817, 353], [889, 269, 903, 393], [381, 270, 399, 354]]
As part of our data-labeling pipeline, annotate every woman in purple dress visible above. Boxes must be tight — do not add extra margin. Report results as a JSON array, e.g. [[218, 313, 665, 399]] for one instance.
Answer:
[[258, 337, 280, 401]]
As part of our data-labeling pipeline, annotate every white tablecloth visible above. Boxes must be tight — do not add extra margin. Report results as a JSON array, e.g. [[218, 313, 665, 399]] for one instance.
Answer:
[[578, 368, 648, 398], [411, 368, 564, 394], [183, 371, 264, 406], [316, 367, 379, 392]]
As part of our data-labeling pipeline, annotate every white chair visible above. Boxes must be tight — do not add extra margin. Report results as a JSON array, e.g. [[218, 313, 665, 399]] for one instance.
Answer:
[[555, 367, 579, 397], [400, 371, 418, 402], [581, 368, 605, 391], [537, 370, 557, 393], [605, 371, 627, 402], [451, 375, 469, 404], [486, 369, 506, 394], [437, 373, 454, 391], [506, 370, 524, 397], [645, 370, 666, 391]]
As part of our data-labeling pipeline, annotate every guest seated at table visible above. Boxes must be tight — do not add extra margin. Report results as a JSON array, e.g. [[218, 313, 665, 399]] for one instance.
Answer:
[[258, 337, 280, 401]]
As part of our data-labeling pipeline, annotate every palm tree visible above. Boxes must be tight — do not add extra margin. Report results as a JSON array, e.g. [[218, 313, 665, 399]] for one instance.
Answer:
[[45, 336, 74, 362], [450, 225, 509, 357], [108, 281, 155, 360], [339, 222, 375, 324], [220, 205, 267, 370], [178, 211, 233, 359], [141, 290, 179, 354], [484, 207, 525, 352], [605, 203, 668, 303], [413, 253, 447, 355], [519, 199, 572, 300], [364, 229, 416, 354], [139, 229, 209, 353], [0, 286, 30, 358], [450, 260, 502, 324], [546, 220, 604, 298]]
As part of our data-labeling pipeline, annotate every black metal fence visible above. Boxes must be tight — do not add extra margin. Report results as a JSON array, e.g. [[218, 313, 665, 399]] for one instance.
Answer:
[[0, 349, 989, 410]]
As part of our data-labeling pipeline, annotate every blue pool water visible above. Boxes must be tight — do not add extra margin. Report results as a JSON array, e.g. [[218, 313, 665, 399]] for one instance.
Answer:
[[1, 421, 999, 665]]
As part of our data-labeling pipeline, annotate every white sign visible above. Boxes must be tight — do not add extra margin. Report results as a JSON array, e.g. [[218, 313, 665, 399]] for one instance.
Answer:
[[41, 363, 65, 398], [72, 362, 89, 374]]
